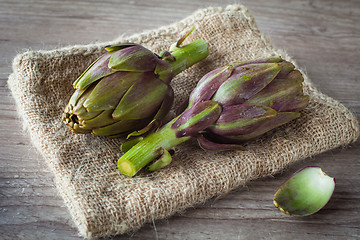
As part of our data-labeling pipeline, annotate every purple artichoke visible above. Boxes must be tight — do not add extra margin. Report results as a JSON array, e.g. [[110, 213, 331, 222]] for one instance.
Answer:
[[187, 57, 309, 149], [118, 57, 309, 177], [62, 29, 209, 137]]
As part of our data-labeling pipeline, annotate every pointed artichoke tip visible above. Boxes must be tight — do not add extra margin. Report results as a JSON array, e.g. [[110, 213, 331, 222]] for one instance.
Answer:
[[104, 43, 135, 52], [176, 26, 195, 47], [224, 64, 234, 77], [104, 45, 112, 52], [72, 79, 80, 89], [274, 62, 282, 70]]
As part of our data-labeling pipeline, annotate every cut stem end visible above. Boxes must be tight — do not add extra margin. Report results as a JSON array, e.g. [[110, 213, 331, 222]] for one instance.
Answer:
[[118, 160, 136, 177]]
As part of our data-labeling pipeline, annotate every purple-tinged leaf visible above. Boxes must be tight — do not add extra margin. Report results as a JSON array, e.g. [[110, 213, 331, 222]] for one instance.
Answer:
[[245, 76, 307, 112], [112, 74, 168, 120], [172, 100, 222, 138], [153, 86, 174, 120], [92, 118, 149, 136], [154, 59, 174, 84], [72, 84, 102, 120], [73, 52, 114, 90], [83, 71, 142, 112], [176, 26, 195, 47], [287, 70, 304, 83], [211, 63, 281, 106], [229, 112, 300, 141], [233, 57, 282, 67], [276, 61, 295, 78], [197, 134, 246, 151], [147, 148, 172, 171], [80, 109, 114, 129], [126, 119, 160, 139], [188, 65, 233, 106], [209, 104, 277, 136], [108, 45, 158, 72], [104, 43, 140, 52]]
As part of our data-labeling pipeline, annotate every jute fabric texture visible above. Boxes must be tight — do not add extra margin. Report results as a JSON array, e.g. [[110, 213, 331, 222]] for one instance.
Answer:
[[8, 4, 359, 239]]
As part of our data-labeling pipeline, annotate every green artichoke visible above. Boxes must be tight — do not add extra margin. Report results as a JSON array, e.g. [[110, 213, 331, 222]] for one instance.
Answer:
[[62, 29, 209, 137], [118, 57, 309, 177]]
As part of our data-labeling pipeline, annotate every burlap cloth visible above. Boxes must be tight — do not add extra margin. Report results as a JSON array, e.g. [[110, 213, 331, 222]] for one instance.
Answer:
[[7, 4, 359, 239]]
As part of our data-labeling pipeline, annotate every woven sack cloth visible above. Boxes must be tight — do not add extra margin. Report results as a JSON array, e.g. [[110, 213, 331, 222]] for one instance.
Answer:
[[8, 4, 359, 239]]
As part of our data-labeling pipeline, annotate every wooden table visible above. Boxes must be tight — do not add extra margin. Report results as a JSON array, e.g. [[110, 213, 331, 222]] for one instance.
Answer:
[[1, 0, 359, 239]]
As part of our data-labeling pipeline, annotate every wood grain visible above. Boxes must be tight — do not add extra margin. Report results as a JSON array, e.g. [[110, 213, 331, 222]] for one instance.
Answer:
[[0, 0, 359, 239]]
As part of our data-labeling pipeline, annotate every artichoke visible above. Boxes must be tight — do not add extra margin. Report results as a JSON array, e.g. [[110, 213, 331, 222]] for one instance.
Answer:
[[188, 57, 309, 149], [118, 57, 309, 177], [62, 29, 209, 137]]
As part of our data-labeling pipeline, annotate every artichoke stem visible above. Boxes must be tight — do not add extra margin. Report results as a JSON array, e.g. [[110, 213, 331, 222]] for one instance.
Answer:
[[168, 39, 209, 76], [118, 118, 190, 177]]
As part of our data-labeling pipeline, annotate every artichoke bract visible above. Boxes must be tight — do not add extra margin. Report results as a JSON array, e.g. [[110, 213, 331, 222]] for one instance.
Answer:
[[62, 29, 209, 137], [273, 166, 335, 216], [118, 57, 309, 177]]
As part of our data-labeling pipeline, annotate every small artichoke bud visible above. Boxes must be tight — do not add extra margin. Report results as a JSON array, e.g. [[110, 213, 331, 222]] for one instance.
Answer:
[[273, 166, 336, 216]]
